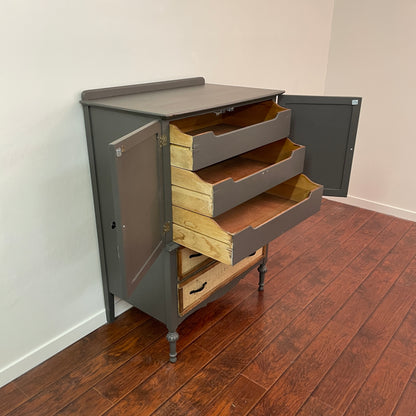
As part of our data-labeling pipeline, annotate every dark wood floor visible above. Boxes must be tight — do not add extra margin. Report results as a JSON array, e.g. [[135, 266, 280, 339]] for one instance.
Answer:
[[1, 200, 416, 416]]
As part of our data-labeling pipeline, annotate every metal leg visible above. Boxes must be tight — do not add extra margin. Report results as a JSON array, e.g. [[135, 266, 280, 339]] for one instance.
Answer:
[[167, 331, 179, 363], [105, 291, 115, 323], [258, 262, 267, 292]]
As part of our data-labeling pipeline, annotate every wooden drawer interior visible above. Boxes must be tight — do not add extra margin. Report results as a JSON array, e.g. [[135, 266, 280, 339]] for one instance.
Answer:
[[173, 174, 322, 265], [171, 100, 285, 138], [170, 100, 291, 170], [177, 247, 215, 281], [178, 247, 264, 316], [171, 138, 305, 217]]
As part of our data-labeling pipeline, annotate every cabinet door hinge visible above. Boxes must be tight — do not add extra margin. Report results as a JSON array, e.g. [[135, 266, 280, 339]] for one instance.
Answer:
[[115, 145, 125, 157], [158, 134, 168, 147], [163, 221, 171, 232]]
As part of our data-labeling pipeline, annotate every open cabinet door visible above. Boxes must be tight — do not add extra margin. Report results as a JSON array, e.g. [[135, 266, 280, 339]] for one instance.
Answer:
[[278, 95, 361, 196], [108, 120, 164, 297]]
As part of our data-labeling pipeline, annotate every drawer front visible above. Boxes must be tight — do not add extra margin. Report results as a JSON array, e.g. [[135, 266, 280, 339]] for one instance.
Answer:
[[171, 138, 305, 217], [170, 100, 291, 171], [173, 174, 323, 265], [177, 247, 215, 281], [178, 247, 264, 315]]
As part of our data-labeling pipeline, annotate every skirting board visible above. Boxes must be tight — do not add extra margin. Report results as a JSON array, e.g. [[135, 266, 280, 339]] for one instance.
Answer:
[[0, 299, 132, 388], [325, 195, 416, 223]]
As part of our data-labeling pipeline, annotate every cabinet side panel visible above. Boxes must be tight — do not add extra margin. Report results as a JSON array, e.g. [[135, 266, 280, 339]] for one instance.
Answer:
[[86, 106, 157, 297]]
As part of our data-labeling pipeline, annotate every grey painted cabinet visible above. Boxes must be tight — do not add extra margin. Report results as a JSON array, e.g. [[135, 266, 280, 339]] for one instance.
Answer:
[[81, 77, 360, 361]]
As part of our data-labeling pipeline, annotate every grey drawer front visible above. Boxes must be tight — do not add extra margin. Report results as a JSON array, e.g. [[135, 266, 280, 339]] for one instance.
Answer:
[[188, 110, 290, 170], [212, 150, 304, 216], [172, 175, 323, 265], [172, 138, 305, 217], [231, 185, 322, 263], [170, 101, 291, 171]]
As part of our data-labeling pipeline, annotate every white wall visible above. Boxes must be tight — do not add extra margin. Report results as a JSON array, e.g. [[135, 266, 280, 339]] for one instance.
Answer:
[[325, 0, 416, 220], [0, 0, 335, 386]]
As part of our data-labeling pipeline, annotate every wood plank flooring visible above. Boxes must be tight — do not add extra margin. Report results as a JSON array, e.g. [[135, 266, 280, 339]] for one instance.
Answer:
[[1, 200, 415, 416]]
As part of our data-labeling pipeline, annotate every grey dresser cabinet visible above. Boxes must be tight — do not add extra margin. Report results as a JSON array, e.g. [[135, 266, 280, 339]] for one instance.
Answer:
[[81, 77, 361, 362]]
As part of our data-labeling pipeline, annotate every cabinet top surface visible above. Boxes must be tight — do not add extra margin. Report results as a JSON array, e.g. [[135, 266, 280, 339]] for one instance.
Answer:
[[81, 77, 283, 119]]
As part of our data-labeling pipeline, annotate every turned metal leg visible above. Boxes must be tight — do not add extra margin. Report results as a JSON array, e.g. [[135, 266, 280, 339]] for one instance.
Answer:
[[167, 331, 179, 363], [258, 262, 267, 292]]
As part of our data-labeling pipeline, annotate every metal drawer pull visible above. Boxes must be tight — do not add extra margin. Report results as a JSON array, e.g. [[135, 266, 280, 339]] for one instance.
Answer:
[[189, 282, 207, 294], [189, 253, 203, 258]]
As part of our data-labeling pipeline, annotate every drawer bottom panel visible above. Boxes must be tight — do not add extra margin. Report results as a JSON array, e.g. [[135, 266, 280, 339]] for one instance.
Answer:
[[178, 247, 264, 316]]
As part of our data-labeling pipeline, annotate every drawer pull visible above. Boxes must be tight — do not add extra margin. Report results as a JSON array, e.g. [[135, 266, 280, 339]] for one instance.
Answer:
[[189, 253, 203, 259], [189, 282, 207, 295]]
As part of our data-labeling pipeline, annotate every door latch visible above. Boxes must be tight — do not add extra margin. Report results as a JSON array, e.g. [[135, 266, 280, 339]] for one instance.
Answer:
[[214, 106, 234, 116]]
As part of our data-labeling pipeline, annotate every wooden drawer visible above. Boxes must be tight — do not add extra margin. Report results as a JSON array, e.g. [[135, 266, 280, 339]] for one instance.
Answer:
[[171, 138, 305, 217], [173, 174, 323, 265], [177, 247, 216, 281], [178, 247, 265, 315], [170, 100, 291, 171]]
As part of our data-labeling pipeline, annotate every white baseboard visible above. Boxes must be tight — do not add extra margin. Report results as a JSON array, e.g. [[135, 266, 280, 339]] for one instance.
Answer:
[[0, 299, 132, 388], [325, 195, 416, 222]]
